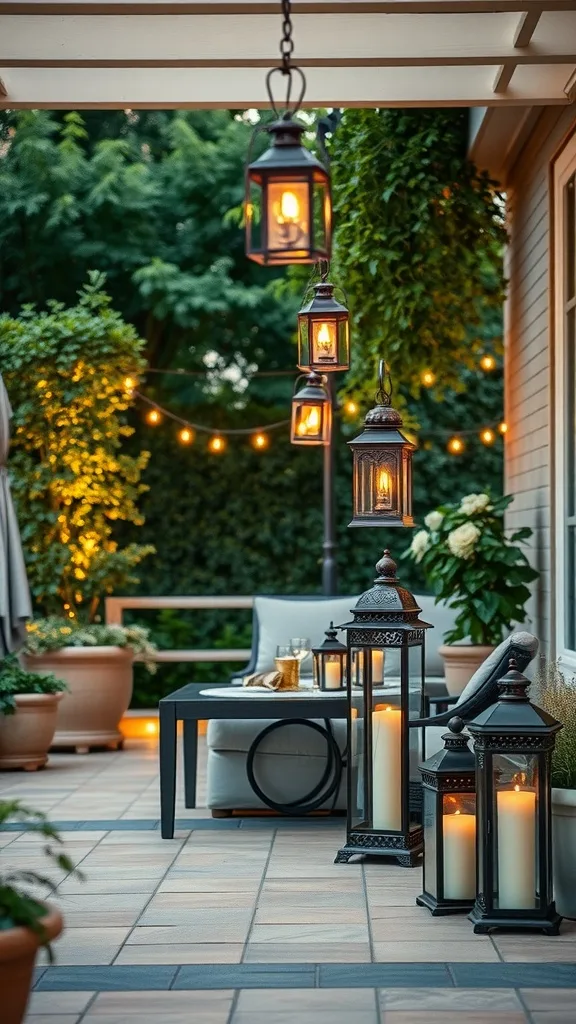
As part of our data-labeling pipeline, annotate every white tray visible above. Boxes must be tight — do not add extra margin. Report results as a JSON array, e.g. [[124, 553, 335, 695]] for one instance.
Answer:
[[198, 686, 397, 699]]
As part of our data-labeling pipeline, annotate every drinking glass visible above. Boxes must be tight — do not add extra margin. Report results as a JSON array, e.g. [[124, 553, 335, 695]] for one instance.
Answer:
[[275, 644, 300, 690], [290, 637, 311, 663]]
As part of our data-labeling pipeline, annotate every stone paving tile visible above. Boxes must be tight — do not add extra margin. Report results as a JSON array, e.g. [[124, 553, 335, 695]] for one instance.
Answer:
[[249, 923, 369, 943], [25, 1015, 81, 1023], [113, 943, 245, 964], [26, 991, 95, 1014], [382, 1015, 527, 1024], [86, 990, 233, 1015], [254, 908, 367, 925], [36, 966, 178, 991], [371, 918, 483, 941], [231, 1012, 379, 1024], [127, 917, 252, 944], [38, 928, 132, 966], [373, 941, 500, 963], [495, 940, 576, 963], [235, 989, 377, 1011], [520, 989, 576, 1010], [530, 1015, 576, 1024], [319, 964, 452, 987], [244, 943, 372, 963], [58, 877, 161, 895], [449, 964, 576, 987], [378, 989, 524, 1011]]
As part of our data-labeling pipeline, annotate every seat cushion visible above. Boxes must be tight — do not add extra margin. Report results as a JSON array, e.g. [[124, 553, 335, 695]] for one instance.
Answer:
[[253, 595, 357, 673], [207, 717, 347, 757]]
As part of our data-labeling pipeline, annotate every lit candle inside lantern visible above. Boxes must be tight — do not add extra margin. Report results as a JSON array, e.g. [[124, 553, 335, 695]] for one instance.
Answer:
[[324, 659, 342, 690], [297, 406, 321, 436], [372, 705, 402, 830], [371, 649, 384, 684], [496, 785, 536, 909], [443, 809, 476, 900], [314, 322, 336, 361], [375, 468, 392, 509], [268, 183, 308, 251]]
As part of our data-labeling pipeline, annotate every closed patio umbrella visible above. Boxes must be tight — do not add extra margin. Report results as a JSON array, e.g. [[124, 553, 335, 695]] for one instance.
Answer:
[[0, 372, 32, 655]]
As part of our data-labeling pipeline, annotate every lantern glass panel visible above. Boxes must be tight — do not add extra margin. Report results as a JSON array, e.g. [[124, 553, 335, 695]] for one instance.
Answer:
[[312, 320, 338, 364], [442, 793, 477, 902], [267, 178, 310, 259], [493, 754, 539, 911], [349, 656, 366, 829], [294, 402, 324, 441], [312, 177, 330, 255], [408, 644, 425, 825], [246, 179, 263, 256], [423, 787, 437, 899], [357, 453, 399, 516]]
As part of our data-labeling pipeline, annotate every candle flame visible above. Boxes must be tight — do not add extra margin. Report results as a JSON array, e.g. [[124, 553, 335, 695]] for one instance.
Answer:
[[298, 406, 321, 435], [316, 322, 335, 357], [280, 191, 300, 221], [514, 784, 520, 792], [455, 809, 461, 815]]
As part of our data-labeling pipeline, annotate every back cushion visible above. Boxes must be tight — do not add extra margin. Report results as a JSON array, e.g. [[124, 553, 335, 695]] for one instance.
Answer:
[[254, 595, 357, 673], [416, 595, 459, 676]]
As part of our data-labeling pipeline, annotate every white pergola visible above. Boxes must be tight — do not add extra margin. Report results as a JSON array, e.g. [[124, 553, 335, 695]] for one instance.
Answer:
[[1, 1, 575, 110]]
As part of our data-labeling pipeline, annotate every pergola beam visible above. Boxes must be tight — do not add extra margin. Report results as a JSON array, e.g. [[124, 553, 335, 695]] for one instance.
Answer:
[[2, 3, 574, 13], [514, 9, 543, 48]]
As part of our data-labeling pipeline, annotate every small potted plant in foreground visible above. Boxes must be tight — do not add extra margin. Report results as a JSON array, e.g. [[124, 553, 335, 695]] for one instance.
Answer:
[[404, 492, 538, 695], [0, 801, 79, 1024], [538, 661, 576, 919], [0, 658, 67, 771]]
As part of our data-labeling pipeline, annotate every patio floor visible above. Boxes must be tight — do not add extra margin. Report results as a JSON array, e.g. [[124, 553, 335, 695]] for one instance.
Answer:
[[1, 738, 575, 1023]]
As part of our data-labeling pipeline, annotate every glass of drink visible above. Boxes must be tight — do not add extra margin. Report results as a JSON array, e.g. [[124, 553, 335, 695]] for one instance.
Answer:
[[275, 644, 300, 690]]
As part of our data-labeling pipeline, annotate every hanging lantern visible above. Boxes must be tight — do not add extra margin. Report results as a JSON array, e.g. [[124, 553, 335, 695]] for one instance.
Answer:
[[467, 659, 562, 934], [297, 274, 349, 372], [312, 623, 348, 691], [348, 361, 415, 528], [245, 5, 331, 266], [335, 550, 432, 865], [290, 372, 331, 446], [417, 717, 477, 916]]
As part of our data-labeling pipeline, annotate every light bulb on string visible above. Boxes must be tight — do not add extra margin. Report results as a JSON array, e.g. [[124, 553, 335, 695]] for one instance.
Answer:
[[480, 354, 496, 372], [480, 428, 495, 445], [208, 435, 226, 454], [146, 409, 161, 426], [447, 436, 465, 455], [421, 369, 436, 388], [251, 433, 269, 451], [344, 401, 358, 416], [499, 421, 508, 435], [178, 427, 194, 445]]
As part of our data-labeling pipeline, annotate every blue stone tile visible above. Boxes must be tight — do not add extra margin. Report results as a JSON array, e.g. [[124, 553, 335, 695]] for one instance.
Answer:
[[174, 965, 315, 990], [319, 964, 452, 988], [37, 966, 177, 991], [174, 819, 241, 830], [32, 967, 47, 988], [450, 963, 576, 988]]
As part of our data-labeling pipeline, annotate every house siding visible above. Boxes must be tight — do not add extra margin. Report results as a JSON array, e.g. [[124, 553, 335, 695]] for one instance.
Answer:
[[505, 105, 576, 653]]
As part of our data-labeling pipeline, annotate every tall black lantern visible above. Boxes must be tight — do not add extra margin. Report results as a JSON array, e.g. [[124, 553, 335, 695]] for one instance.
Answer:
[[290, 372, 331, 446], [467, 659, 563, 934], [297, 279, 350, 373], [348, 362, 415, 528], [335, 550, 432, 866], [417, 717, 477, 916], [312, 623, 348, 691]]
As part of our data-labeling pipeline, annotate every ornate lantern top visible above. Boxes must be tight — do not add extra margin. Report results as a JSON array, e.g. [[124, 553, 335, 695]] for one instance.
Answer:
[[312, 621, 348, 656], [248, 118, 329, 182], [419, 717, 476, 776], [340, 550, 432, 635], [467, 659, 562, 739], [349, 366, 415, 452]]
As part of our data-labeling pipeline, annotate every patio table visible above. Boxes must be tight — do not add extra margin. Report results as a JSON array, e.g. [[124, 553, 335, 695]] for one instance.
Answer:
[[159, 682, 348, 839]]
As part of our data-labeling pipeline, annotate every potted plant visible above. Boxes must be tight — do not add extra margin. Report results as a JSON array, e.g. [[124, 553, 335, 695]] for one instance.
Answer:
[[21, 620, 156, 754], [0, 658, 67, 771], [404, 492, 538, 695], [538, 660, 576, 919], [0, 800, 79, 1024]]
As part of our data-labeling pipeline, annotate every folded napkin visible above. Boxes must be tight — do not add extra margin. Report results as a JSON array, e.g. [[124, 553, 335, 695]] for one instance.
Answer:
[[243, 671, 283, 690]]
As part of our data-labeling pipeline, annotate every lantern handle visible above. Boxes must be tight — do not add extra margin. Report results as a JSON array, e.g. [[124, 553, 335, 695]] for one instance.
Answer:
[[266, 66, 307, 119], [376, 360, 393, 407]]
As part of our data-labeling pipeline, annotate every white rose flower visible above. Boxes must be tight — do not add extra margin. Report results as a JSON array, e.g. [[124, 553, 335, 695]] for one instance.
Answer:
[[448, 522, 481, 560], [459, 492, 492, 516], [424, 510, 444, 531], [410, 529, 430, 563]]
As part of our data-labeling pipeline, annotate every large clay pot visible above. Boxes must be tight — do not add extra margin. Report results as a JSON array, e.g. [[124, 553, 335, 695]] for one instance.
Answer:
[[0, 905, 63, 1024], [438, 644, 495, 697], [0, 694, 62, 771], [21, 647, 133, 754], [552, 788, 576, 919]]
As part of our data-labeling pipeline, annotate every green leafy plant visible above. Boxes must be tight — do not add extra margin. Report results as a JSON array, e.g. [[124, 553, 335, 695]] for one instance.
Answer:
[[0, 656, 67, 716], [536, 661, 576, 790], [24, 619, 157, 674], [0, 274, 154, 622], [0, 800, 82, 958], [403, 492, 538, 645]]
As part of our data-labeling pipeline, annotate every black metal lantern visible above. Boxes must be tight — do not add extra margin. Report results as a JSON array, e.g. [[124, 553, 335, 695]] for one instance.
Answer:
[[244, 5, 331, 266], [313, 622, 348, 691], [348, 362, 415, 528], [335, 549, 432, 866], [417, 717, 477, 916], [467, 659, 563, 935], [290, 372, 331, 446], [297, 276, 350, 373]]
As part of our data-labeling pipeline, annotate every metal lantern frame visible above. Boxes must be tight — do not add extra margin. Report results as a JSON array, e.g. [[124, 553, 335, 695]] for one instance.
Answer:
[[297, 270, 350, 373], [467, 659, 563, 935], [335, 550, 432, 866], [348, 361, 415, 528], [290, 372, 331, 446], [244, 4, 331, 266], [312, 622, 348, 692], [417, 717, 477, 916]]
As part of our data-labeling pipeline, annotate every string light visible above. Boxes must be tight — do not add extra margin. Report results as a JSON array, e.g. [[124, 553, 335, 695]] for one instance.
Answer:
[[447, 436, 465, 455], [146, 409, 162, 426], [344, 401, 358, 416], [480, 428, 495, 445], [421, 369, 436, 387], [208, 435, 226, 454], [178, 427, 194, 445], [251, 433, 269, 450], [499, 421, 508, 435], [480, 354, 497, 372]]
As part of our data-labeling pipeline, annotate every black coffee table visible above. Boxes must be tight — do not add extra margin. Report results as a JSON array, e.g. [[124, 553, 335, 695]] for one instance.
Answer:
[[158, 683, 348, 838]]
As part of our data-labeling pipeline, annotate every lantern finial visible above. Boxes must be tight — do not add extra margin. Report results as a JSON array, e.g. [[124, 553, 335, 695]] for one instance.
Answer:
[[375, 549, 398, 581], [497, 658, 531, 701]]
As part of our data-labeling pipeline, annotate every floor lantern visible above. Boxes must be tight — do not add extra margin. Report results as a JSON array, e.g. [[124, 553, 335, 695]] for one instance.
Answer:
[[348, 361, 415, 528], [297, 272, 350, 372], [335, 549, 432, 865], [467, 658, 563, 934], [312, 623, 348, 691], [417, 717, 477, 915], [290, 372, 331, 445]]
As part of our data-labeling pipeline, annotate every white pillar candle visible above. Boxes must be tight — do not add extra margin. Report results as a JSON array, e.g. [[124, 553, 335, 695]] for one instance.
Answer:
[[324, 660, 342, 690], [372, 706, 402, 830], [443, 810, 476, 900], [496, 786, 536, 909], [371, 649, 385, 684]]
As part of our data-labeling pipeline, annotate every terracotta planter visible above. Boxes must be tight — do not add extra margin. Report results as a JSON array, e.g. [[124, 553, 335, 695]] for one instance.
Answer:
[[552, 788, 576, 920], [21, 647, 133, 754], [438, 644, 495, 697], [0, 905, 63, 1024], [0, 694, 62, 771]]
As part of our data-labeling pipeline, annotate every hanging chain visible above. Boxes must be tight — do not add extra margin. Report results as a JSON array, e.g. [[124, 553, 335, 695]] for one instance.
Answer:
[[280, 1, 294, 75], [376, 359, 393, 407]]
